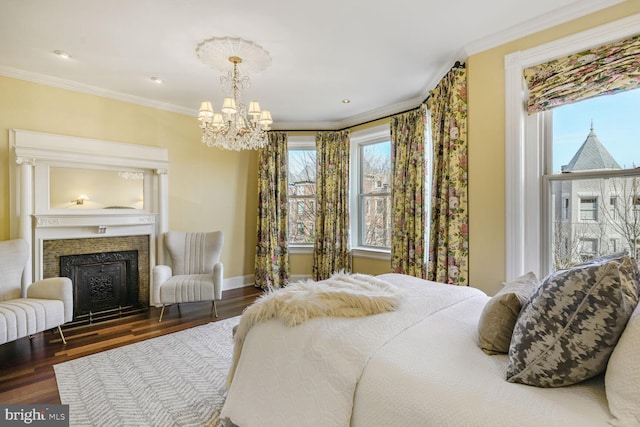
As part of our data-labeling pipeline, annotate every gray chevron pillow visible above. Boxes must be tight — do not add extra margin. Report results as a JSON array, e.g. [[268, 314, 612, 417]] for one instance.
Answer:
[[506, 253, 640, 387]]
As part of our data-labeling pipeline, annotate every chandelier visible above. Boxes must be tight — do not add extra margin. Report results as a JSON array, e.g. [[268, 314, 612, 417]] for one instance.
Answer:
[[196, 37, 273, 150]]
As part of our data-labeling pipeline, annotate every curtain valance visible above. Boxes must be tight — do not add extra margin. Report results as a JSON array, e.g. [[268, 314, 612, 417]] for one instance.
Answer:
[[525, 33, 640, 113]]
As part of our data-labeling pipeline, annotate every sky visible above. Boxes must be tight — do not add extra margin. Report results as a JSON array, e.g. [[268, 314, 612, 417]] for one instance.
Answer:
[[552, 87, 640, 172]]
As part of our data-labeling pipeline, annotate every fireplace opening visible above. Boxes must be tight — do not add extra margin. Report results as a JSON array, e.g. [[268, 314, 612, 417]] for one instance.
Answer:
[[60, 250, 143, 325]]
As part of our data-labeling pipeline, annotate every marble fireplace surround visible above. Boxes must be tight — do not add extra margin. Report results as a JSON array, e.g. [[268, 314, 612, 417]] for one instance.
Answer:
[[9, 129, 169, 307]]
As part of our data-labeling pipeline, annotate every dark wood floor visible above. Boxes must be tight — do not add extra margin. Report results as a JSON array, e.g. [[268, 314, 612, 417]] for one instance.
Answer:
[[0, 286, 262, 404]]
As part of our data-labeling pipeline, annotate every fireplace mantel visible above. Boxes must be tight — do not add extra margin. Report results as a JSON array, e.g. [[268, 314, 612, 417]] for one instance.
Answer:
[[33, 213, 157, 228], [9, 129, 169, 300]]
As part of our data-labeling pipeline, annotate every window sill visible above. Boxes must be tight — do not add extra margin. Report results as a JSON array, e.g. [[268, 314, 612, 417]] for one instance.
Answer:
[[287, 245, 391, 261], [289, 245, 313, 255], [351, 247, 391, 261]]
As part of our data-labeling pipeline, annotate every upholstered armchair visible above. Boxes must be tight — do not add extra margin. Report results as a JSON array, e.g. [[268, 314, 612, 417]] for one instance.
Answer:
[[152, 231, 224, 322], [0, 239, 73, 345]]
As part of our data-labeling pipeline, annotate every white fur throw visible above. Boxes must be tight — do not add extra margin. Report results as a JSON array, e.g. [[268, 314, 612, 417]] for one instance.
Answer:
[[227, 272, 403, 386]]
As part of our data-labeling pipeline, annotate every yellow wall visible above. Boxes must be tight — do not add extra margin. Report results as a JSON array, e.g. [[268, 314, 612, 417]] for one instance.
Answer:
[[467, 1, 640, 295], [0, 76, 258, 278]]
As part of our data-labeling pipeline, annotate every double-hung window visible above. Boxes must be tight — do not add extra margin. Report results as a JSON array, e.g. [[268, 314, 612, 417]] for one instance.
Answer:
[[506, 19, 640, 280], [545, 88, 640, 271], [351, 125, 392, 255], [287, 137, 316, 246]]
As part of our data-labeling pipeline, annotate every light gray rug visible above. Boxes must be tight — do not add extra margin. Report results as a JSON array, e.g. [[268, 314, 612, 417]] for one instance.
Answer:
[[54, 316, 239, 427]]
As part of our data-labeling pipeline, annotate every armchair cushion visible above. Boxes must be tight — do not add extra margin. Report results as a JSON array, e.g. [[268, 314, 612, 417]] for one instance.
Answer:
[[0, 238, 73, 345], [0, 298, 65, 344], [159, 274, 215, 304]]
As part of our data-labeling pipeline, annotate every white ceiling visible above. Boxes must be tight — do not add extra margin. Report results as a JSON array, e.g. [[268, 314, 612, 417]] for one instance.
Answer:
[[0, 0, 624, 130]]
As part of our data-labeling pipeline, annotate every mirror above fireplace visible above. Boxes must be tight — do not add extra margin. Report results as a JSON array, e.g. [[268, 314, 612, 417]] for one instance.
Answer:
[[49, 167, 145, 210]]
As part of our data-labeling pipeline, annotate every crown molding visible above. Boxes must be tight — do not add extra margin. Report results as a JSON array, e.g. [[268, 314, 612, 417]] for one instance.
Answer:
[[506, 12, 640, 68], [0, 65, 195, 116], [273, 95, 424, 131], [464, 0, 626, 56]]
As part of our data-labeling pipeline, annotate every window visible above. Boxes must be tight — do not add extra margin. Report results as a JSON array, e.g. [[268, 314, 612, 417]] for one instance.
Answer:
[[610, 196, 618, 220], [561, 196, 569, 221], [505, 18, 640, 281], [579, 238, 598, 261], [350, 124, 393, 254], [546, 88, 640, 271], [358, 140, 392, 248], [287, 139, 316, 245], [579, 197, 597, 221]]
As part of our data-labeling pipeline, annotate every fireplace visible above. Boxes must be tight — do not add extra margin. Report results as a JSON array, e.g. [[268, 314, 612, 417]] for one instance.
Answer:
[[43, 235, 150, 324], [60, 250, 139, 319]]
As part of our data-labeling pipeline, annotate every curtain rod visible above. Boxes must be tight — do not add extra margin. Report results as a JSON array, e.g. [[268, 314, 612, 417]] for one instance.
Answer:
[[273, 61, 465, 134]]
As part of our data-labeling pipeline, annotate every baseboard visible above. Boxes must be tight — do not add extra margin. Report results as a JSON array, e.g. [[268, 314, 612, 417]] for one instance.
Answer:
[[290, 274, 312, 282], [223, 274, 255, 291]]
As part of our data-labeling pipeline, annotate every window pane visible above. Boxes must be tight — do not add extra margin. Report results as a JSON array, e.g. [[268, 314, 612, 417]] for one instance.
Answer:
[[360, 140, 391, 248], [361, 142, 391, 193], [288, 149, 316, 243], [361, 194, 391, 247], [547, 88, 640, 274], [550, 176, 640, 270], [552, 88, 640, 174], [288, 150, 316, 187]]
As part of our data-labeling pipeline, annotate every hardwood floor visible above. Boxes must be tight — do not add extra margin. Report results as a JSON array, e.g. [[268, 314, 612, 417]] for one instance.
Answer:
[[0, 286, 262, 405]]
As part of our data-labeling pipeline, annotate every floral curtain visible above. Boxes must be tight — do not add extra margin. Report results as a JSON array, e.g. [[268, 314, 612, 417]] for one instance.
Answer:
[[426, 63, 469, 286], [255, 131, 289, 289], [313, 130, 351, 280], [525, 33, 640, 113], [390, 104, 428, 278]]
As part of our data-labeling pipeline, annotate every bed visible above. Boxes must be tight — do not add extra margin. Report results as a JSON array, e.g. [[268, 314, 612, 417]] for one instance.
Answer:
[[220, 269, 639, 427]]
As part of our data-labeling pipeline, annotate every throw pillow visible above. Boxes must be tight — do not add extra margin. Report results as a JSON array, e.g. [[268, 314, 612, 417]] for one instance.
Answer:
[[477, 272, 538, 355], [605, 302, 640, 426], [506, 253, 639, 387]]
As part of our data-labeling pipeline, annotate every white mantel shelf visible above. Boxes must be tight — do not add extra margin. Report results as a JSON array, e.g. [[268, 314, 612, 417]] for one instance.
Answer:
[[34, 213, 157, 228]]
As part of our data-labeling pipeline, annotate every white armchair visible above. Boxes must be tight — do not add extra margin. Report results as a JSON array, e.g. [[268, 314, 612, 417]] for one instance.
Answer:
[[152, 231, 224, 322], [0, 239, 73, 345]]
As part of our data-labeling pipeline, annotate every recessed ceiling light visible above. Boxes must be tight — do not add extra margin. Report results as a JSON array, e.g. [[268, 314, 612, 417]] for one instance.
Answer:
[[342, 99, 351, 104], [150, 77, 163, 84], [53, 50, 71, 59]]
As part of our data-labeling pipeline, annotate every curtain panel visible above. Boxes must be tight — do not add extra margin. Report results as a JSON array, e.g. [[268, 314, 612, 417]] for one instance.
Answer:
[[390, 104, 428, 278], [255, 131, 290, 289], [525, 33, 640, 114], [427, 64, 469, 286], [313, 130, 351, 280]]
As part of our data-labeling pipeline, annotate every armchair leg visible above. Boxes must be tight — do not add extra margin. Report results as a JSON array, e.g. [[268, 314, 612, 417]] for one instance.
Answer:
[[58, 326, 67, 345], [159, 305, 166, 322], [212, 300, 218, 318]]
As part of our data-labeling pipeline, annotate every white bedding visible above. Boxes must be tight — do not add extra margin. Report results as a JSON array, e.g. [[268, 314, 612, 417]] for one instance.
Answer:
[[221, 273, 612, 427]]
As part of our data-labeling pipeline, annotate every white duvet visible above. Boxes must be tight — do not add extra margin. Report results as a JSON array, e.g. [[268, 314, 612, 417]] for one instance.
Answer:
[[221, 273, 612, 427]]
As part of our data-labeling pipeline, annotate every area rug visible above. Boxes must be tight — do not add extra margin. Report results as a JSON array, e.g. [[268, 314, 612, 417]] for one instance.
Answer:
[[54, 316, 239, 427]]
